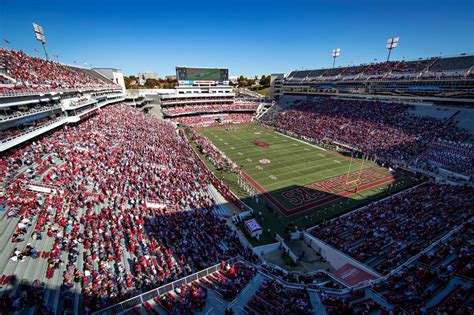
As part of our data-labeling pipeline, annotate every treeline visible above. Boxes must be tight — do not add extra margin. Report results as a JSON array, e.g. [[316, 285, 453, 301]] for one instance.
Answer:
[[237, 75, 271, 88], [124, 74, 271, 90], [124, 76, 178, 89]]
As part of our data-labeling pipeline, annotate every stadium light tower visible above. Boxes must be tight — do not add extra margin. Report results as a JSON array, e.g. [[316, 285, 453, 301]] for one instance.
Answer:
[[386, 37, 399, 61], [32, 23, 49, 60], [332, 48, 341, 68]]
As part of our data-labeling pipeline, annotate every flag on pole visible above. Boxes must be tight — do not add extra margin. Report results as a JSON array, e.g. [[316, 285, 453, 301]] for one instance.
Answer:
[[34, 48, 40, 53], [3, 38, 10, 44]]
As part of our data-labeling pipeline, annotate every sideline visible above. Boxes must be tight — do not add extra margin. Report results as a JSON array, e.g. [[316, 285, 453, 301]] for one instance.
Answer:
[[276, 131, 327, 151]]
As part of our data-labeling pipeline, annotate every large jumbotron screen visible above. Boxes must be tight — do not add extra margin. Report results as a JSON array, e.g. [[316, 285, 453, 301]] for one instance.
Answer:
[[176, 67, 229, 85]]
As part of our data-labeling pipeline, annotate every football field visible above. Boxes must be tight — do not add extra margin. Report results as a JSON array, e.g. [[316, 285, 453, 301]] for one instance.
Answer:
[[199, 124, 403, 221]]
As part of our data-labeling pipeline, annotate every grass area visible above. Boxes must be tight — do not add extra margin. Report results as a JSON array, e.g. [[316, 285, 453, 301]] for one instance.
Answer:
[[195, 124, 416, 245], [253, 87, 270, 97]]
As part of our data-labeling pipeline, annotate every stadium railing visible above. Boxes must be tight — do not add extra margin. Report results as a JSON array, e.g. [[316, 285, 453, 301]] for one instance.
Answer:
[[0, 105, 61, 122], [0, 117, 66, 144], [93, 257, 240, 315], [0, 86, 122, 98]]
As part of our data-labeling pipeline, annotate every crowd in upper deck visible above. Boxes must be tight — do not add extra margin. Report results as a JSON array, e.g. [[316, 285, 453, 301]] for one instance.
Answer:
[[0, 48, 117, 93]]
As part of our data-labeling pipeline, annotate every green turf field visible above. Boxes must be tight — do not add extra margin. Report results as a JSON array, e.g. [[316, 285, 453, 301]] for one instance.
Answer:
[[196, 123, 414, 244]]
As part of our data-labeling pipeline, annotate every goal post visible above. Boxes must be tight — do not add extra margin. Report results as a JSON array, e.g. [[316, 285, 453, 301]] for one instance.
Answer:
[[345, 152, 365, 193]]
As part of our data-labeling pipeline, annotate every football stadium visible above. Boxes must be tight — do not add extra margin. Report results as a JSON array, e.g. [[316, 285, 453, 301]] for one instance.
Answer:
[[0, 1, 473, 314]]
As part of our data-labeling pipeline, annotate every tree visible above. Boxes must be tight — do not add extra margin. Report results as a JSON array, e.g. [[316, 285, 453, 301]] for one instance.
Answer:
[[259, 75, 271, 87], [124, 76, 131, 89], [144, 78, 160, 88], [124, 76, 138, 89]]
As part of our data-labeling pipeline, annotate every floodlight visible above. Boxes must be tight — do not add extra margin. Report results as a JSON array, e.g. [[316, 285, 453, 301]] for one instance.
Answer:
[[33, 23, 44, 35], [32, 23, 49, 60], [332, 48, 341, 67], [386, 36, 399, 61]]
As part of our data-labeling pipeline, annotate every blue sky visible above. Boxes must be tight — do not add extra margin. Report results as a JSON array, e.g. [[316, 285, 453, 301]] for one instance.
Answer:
[[1, 0, 473, 77]]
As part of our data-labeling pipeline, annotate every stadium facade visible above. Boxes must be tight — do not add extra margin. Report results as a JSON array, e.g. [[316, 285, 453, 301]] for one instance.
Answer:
[[271, 54, 474, 106], [156, 67, 268, 126], [0, 48, 125, 152]]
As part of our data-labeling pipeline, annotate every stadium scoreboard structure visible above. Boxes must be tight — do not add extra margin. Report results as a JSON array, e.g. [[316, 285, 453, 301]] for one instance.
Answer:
[[176, 67, 229, 86]]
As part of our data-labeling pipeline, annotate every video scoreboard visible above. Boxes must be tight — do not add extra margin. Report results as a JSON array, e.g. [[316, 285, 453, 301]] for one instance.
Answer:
[[176, 67, 229, 85]]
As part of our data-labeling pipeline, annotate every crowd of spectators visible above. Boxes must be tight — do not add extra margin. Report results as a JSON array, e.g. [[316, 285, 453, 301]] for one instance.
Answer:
[[165, 103, 258, 116], [362, 61, 398, 76], [152, 283, 207, 314], [221, 102, 259, 111], [263, 97, 468, 162], [288, 56, 473, 82], [0, 104, 61, 122], [418, 222, 473, 279], [312, 183, 473, 275], [320, 289, 388, 314], [373, 264, 463, 313], [171, 113, 254, 127], [0, 88, 472, 314], [419, 139, 473, 175], [190, 136, 251, 213], [260, 264, 345, 289], [204, 261, 256, 300], [0, 48, 118, 92], [161, 97, 233, 105], [390, 59, 432, 74], [0, 104, 257, 313], [140, 261, 255, 314], [0, 114, 63, 143], [245, 279, 313, 314], [315, 221, 473, 314], [192, 130, 239, 172], [165, 104, 224, 115]]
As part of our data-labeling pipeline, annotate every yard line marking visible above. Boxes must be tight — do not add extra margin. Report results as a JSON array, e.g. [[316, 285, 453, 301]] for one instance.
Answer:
[[276, 131, 327, 151], [252, 157, 351, 179], [225, 146, 326, 161], [334, 160, 342, 164]]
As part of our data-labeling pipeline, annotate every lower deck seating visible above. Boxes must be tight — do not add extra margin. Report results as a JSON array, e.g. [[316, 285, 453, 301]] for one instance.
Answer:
[[0, 105, 257, 313], [245, 279, 313, 315]]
